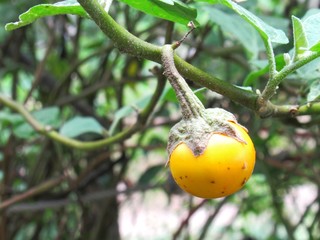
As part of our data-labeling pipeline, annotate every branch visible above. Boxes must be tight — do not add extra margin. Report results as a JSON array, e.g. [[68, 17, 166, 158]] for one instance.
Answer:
[[76, 0, 258, 111], [198, 197, 230, 240], [263, 38, 277, 80], [7, 183, 162, 213], [0, 175, 67, 212], [172, 199, 208, 240], [261, 50, 320, 101], [263, 162, 296, 240], [0, 73, 164, 150], [0, 93, 137, 150], [257, 97, 320, 118]]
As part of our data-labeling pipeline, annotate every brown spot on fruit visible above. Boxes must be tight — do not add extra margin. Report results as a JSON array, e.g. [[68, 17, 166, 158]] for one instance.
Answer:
[[242, 162, 247, 170], [168, 120, 256, 199], [241, 178, 247, 186]]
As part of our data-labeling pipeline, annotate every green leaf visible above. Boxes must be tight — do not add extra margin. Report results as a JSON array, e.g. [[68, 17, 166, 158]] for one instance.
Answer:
[[206, 8, 262, 59], [243, 55, 286, 86], [108, 83, 203, 136], [301, 9, 320, 48], [118, 0, 198, 25], [160, 82, 205, 101], [310, 41, 320, 52], [159, 85, 178, 103], [196, 0, 288, 44], [297, 57, 320, 80], [13, 107, 61, 139], [292, 16, 309, 61], [0, 112, 24, 126], [307, 79, 320, 102], [243, 67, 268, 87], [109, 95, 151, 135], [5, 0, 88, 31], [59, 117, 105, 138], [137, 164, 165, 185], [293, 10, 320, 80]]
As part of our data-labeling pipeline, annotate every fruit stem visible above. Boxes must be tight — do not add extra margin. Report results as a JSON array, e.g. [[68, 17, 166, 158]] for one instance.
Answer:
[[162, 44, 205, 120]]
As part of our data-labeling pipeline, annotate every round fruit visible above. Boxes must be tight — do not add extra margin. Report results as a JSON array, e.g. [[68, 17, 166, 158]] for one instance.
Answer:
[[169, 122, 256, 199]]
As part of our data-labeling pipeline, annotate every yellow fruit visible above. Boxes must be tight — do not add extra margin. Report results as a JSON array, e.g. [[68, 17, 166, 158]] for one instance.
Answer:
[[169, 122, 256, 199]]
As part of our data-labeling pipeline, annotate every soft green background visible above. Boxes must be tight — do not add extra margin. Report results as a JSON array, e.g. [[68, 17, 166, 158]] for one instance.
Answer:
[[1, 0, 319, 239]]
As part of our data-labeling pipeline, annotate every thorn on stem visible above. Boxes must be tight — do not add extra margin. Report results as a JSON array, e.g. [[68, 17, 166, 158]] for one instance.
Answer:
[[172, 21, 196, 50], [289, 106, 299, 117]]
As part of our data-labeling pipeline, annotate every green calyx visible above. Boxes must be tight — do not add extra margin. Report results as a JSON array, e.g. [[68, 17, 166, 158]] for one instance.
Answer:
[[162, 44, 247, 157]]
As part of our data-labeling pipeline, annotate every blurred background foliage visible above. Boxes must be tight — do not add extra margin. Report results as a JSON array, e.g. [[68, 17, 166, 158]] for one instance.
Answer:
[[0, 0, 320, 239]]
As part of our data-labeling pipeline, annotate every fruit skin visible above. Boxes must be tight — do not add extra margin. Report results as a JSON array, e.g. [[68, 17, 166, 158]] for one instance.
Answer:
[[169, 122, 256, 199]]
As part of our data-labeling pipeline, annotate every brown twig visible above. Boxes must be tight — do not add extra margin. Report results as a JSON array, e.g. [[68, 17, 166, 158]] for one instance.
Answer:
[[198, 197, 229, 240], [24, 35, 54, 104], [0, 175, 68, 212], [172, 21, 196, 50], [172, 199, 208, 240], [6, 183, 163, 213]]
